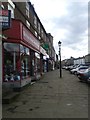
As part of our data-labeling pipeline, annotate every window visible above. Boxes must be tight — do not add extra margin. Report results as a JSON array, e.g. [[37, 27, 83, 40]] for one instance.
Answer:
[[8, 2, 15, 18], [44, 34, 46, 42], [41, 29, 43, 38], [34, 15, 37, 28], [35, 52, 40, 73], [3, 43, 30, 82], [38, 36, 41, 40], [0, 4, 4, 9], [38, 22, 40, 34], [4, 43, 19, 52], [26, 20, 30, 29], [35, 31, 37, 37], [20, 45, 30, 79], [3, 43, 20, 82], [26, 2, 29, 18]]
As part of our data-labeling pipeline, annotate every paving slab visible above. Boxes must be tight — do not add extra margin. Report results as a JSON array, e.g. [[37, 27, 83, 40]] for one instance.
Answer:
[[2, 69, 88, 118]]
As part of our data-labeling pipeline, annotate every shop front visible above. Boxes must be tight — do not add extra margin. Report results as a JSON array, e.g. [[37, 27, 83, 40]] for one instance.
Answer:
[[40, 46, 48, 74], [0, 34, 2, 120], [3, 19, 40, 88]]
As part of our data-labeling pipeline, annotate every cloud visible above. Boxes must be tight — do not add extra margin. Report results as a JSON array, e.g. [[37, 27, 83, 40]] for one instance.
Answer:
[[30, 0, 88, 59], [52, 2, 88, 58]]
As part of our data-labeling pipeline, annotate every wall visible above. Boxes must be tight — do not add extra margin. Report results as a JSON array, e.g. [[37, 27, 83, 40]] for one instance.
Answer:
[[74, 57, 85, 65], [0, 39, 2, 119], [85, 54, 90, 64]]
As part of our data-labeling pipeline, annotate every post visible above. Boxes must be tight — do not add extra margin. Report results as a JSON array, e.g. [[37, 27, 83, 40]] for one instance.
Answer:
[[58, 41, 62, 78], [60, 50, 62, 78]]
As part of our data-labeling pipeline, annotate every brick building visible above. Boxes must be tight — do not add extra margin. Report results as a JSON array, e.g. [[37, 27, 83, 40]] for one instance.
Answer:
[[1, 0, 55, 89]]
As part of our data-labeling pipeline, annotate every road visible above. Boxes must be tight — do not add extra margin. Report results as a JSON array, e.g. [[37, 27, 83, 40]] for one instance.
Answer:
[[2, 69, 88, 118]]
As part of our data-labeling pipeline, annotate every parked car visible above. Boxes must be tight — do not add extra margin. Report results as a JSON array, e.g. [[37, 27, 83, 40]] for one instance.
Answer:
[[87, 77, 90, 83], [68, 65, 76, 71], [62, 66, 67, 69], [70, 65, 89, 75], [77, 67, 90, 82], [76, 66, 89, 75], [63, 66, 69, 70]]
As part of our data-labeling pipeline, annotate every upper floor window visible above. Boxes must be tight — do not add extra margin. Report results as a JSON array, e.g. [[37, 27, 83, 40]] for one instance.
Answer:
[[0, 4, 4, 9], [26, 20, 30, 29], [38, 22, 40, 34], [44, 34, 46, 42], [34, 15, 37, 28], [26, 2, 29, 18], [41, 29, 43, 38], [38, 36, 41, 40], [35, 31, 37, 37], [8, 1, 15, 18]]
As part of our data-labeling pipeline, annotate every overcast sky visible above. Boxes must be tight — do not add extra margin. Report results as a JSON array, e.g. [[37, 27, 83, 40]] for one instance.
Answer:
[[30, 0, 89, 60]]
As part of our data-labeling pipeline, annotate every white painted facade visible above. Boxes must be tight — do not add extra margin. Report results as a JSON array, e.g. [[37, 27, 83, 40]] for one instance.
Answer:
[[74, 57, 85, 65]]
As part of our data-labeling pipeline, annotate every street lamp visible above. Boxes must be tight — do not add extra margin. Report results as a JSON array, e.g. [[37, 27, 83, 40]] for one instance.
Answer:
[[58, 41, 62, 78]]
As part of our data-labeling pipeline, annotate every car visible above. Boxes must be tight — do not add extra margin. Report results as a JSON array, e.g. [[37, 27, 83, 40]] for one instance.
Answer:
[[77, 67, 90, 82], [70, 65, 89, 75], [68, 65, 76, 71], [87, 77, 90, 83], [64, 66, 69, 70], [76, 66, 89, 75]]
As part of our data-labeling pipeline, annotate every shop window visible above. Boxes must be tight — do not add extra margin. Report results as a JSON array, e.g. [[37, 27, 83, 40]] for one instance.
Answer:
[[20, 45, 30, 79], [30, 50, 35, 76], [35, 52, 40, 74], [3, 43, 20, 82]]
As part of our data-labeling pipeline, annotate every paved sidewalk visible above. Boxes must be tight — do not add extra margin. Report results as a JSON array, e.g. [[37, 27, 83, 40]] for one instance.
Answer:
[[2, 69, 88, 118]]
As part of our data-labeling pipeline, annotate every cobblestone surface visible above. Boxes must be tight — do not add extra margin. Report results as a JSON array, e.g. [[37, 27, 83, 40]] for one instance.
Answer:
[[2, 69, 88, 118]]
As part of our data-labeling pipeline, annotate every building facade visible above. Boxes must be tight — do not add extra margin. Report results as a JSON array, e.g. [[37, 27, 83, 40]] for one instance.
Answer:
[[1, 0, 55, 89], [74, 57, 85, 65], [85, 54, 90, 65]]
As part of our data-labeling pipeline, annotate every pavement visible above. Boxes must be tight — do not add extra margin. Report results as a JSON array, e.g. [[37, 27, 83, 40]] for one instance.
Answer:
[[2, 69, 88, 118]]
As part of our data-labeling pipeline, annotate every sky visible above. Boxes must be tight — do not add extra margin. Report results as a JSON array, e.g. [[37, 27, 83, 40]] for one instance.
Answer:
[[30, 0, 89, 60]]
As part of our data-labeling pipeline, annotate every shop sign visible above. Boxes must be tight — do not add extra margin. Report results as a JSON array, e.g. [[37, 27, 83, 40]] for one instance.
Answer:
[[42, 43, 49, 50], [40, 46, 47, 56], [0, 10, 11, 29], [23, 27, 40, 51]]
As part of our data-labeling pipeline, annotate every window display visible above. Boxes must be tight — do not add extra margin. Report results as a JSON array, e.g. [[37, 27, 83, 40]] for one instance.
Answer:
[[30, 50, 35, 76], [20, 45, 30, 79], [3, 43, 20, 82], [3, 42, 39, 82], [35, 52, 40, 74]]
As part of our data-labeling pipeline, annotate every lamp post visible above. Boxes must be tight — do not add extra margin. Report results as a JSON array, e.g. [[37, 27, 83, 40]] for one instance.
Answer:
[[58, 41, 62, 78]]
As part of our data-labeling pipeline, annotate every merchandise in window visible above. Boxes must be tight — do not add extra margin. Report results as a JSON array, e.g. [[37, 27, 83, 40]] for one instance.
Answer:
[[20, 45, 30, 79], [35, 52, 40, 74], [3, 43, 20, 82]]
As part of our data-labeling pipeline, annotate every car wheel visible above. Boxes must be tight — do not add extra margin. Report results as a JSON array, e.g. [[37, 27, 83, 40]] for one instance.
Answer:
[[87, 77, 90, 84], [74, 71, 77, 75]]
